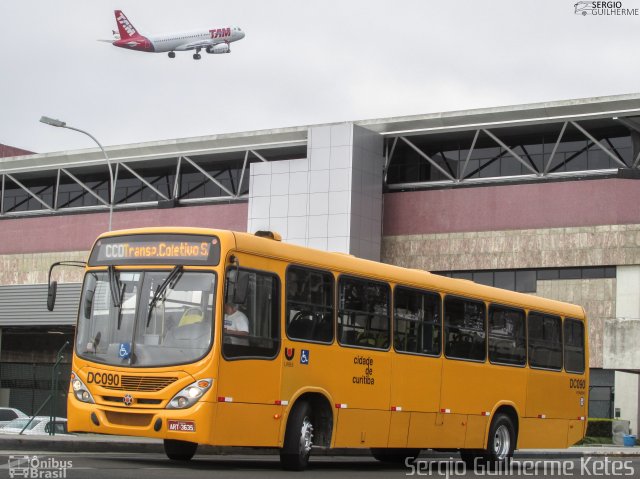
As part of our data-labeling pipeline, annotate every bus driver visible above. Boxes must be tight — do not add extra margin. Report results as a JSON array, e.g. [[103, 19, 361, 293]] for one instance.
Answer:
[[223, 302, 249, 345]]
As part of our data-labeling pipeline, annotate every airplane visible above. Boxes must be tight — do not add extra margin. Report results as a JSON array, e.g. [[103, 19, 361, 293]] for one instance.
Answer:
[[106, 10, 245, 60]]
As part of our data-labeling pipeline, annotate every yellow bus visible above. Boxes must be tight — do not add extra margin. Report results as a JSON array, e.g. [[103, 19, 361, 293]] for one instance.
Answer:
[[47, 227, 588, 470]]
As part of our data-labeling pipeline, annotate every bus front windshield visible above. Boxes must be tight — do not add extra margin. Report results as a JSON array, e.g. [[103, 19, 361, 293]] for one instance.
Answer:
[[75, 269, 216, 367]]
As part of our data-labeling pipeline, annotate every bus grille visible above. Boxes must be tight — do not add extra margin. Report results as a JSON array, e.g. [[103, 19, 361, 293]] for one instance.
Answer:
[[105, 411, 153, 427], [102, 376, 178, 392]]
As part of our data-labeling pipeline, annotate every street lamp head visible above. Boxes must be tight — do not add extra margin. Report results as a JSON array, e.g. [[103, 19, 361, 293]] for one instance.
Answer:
[[40, 116, 67, 128]]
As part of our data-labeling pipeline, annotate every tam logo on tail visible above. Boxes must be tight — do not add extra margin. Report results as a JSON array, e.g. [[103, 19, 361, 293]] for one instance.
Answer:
[[115, 10, 137, 38]]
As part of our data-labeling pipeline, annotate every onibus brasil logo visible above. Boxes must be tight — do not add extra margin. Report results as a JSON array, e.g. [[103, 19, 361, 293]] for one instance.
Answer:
[[9, 455, 72, 478]]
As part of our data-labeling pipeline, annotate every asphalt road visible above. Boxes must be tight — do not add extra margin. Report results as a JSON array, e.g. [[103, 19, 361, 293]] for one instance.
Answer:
[[2, 453, 640, 479]]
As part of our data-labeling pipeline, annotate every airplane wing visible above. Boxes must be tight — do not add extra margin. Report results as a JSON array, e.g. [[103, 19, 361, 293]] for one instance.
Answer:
[[175, 39, 222, 51]]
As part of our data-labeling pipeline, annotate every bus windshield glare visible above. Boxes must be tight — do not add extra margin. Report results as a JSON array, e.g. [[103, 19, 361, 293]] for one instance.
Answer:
[[75, 270, 216, 367]]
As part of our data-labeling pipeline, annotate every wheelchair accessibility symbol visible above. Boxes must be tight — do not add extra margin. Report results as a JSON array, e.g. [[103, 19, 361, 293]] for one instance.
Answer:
[[119, 342, 131, 359], [300, 349, 310, 365]]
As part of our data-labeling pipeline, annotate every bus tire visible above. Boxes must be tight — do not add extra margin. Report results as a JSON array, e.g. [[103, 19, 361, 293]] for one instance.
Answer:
[[163, 439, 197, 461], [484, 414, 516, 467], [371, 448, 421, 464], [460, 449, 482, 468], [280, 400, 314, 471]]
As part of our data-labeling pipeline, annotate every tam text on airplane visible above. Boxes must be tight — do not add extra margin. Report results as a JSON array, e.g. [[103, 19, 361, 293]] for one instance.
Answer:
[[105, 10, 245, 60]]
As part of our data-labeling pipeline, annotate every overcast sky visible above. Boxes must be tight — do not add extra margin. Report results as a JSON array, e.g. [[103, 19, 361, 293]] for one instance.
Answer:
[[1, 0, 639, 154]]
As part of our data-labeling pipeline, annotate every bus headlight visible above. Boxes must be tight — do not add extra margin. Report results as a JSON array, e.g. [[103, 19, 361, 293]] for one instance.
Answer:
[[70, 371, 95, 404], [167, 379, 212, 409]]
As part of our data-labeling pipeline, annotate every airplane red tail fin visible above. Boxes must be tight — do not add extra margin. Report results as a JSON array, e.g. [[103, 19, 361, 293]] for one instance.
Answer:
[[114, 10, 139, 39]]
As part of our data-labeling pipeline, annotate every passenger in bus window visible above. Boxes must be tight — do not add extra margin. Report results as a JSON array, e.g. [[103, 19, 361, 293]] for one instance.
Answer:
[[224, 302, 250, 345]]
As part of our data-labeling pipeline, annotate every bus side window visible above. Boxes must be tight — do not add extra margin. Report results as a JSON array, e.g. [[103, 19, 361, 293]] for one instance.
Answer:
[[488, 305, 526, 366], [528, 312, 562, 370], [338, 276, 390, 350], [223, 268, 280, 359], [286, 266, 334, 343], [444, 296, 486, 361], [564, 318, 585, 374], [394, 286, 441, 356]]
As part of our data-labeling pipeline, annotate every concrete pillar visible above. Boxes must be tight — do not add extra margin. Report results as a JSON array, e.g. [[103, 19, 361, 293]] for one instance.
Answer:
[[247, 123, 384, 261], [0, 327, 8, 407], [617, 266, 640, 319], [612, 266, 640, 434], [615, 372, 639, 434]]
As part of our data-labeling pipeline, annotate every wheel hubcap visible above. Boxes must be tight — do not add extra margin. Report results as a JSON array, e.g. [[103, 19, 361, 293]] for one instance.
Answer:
[[493, 425, 510, 460], [299, 416, 314, 455]]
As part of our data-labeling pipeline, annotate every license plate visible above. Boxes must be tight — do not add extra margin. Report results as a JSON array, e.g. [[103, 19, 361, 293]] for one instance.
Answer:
[[167, 420, 196, 432]]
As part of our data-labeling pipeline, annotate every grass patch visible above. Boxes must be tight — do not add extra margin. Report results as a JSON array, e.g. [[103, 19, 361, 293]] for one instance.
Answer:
[[575, 436, 614, 446], [586, 418, 613, 438]]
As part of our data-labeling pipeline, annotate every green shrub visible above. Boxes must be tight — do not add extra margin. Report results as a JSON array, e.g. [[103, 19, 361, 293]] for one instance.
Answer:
[[586, 418, 613, 438]]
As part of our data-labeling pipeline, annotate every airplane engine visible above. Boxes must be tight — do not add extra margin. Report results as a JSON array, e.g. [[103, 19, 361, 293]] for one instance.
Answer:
[[206, 43, 230, 54]]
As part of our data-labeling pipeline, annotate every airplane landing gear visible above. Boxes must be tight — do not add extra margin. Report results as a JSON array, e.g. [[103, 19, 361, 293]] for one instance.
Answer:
[[193, 53, 201, 60], [168, 52, 176, 58]]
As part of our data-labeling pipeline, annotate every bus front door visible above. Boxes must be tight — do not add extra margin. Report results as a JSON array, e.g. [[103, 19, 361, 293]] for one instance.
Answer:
[[213, 261, 283, 447]]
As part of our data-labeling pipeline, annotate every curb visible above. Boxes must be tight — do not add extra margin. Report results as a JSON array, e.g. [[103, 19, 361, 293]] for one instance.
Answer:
[[2, 436, 640, 457]]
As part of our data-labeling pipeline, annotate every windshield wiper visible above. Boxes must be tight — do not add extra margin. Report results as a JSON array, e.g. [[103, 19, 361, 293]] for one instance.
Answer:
[[108, 266, 125, 329], [147, 265, 183, 327], [108, 266, 122, 308]]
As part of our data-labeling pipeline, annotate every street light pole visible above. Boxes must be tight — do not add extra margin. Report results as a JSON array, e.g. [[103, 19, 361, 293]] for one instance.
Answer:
[[40, 116, 115, 231]]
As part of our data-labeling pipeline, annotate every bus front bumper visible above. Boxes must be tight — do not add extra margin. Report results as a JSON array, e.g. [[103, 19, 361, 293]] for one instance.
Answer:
[[67, 394, 215, 443]]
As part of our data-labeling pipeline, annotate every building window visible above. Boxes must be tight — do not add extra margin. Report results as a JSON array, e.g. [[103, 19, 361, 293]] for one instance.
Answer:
[[394, 286, 441, 356], [437, 266, 616, 293], [285, 266, 334, 343], [444, 296, 486, 361], [385, 120, 633, 186]]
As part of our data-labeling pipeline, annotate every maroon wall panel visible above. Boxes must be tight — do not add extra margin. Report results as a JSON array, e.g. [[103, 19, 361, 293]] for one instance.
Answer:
[[0, 202, 248, 255], [383, 179, 640, 236]]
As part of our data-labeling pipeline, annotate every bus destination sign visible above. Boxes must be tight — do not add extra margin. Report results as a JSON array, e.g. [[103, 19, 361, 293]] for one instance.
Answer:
[[89, 234, 221, 266]]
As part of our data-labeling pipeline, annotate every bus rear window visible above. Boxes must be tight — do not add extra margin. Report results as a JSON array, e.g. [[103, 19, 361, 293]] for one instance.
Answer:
[[564, 318, 585, 374]]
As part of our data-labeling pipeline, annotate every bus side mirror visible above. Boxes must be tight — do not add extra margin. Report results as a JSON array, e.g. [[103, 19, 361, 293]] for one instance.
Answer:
[[46, 260, 87, 312], [47, 281, 58, 311]]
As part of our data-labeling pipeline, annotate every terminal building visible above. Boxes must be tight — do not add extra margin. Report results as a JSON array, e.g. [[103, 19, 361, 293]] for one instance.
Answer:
[[1, 93, 639, 430]]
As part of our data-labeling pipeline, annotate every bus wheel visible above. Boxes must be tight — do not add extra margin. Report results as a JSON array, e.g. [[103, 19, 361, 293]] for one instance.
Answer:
[[280, 400, 314, 471], [371, 448, 421, 464], [484, 414, 516, 467], [163, 439, 197, 461]]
